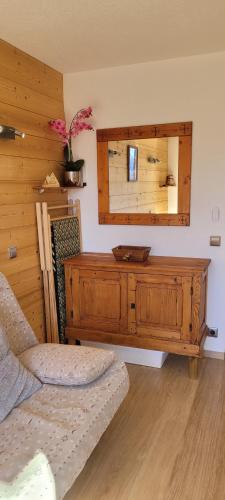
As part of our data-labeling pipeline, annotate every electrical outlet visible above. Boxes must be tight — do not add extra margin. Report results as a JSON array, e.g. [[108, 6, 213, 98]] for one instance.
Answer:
[[8, 246, 17, 259], [210, 236, 221, 246], [208, 327, 218, 338]]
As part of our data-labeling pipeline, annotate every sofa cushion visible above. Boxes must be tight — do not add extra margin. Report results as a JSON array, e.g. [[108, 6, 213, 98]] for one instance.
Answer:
[[0, 452, 56, 500], [0, 326, 42, 423], [0, 273, 38, 356], [0, 360, 129, 500], [19, 344, 116, 386]]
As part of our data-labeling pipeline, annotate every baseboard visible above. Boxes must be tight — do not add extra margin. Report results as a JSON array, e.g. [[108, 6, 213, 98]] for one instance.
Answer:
[[204, 350, 225, 360]]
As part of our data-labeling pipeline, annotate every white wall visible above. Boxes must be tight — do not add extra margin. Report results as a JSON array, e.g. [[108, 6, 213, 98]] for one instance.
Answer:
[[64, 52, 225, 353]]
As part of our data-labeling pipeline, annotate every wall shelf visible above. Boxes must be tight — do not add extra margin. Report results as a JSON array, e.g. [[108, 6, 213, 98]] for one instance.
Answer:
[[33, 183, 87, 194]]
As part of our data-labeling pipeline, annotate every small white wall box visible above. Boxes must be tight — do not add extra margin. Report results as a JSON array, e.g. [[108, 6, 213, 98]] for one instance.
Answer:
[[81, 341, 168, 368]]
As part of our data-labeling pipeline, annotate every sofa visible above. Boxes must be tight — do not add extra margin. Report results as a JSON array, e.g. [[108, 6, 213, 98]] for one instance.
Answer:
[[0, 273, 129, 499]]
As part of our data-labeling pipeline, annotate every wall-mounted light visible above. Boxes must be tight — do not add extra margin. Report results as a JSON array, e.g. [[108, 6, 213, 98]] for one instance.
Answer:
[[147, 155, 160, 164], [0, 125, 26, 139]]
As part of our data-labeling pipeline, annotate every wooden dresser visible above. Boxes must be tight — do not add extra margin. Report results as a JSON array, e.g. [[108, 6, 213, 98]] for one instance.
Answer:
[[64, 253, 211, 377]]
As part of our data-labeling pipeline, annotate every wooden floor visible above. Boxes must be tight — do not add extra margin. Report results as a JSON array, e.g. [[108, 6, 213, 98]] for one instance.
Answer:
[[65, 355, 225, 500]]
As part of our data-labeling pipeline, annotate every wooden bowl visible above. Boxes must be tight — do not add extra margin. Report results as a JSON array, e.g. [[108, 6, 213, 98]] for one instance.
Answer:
[[112, 245, 151, 263]]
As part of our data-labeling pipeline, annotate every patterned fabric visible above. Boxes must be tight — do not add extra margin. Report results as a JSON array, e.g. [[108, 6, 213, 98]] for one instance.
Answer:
[[0, 452, 56, 500], [19, 344, 116, 386], [0, 273, 38, 355], [0, 325, 8, 361], [51, 217, 80, 343], [0, 360, 129, 500], [0, 325, 42, 423]]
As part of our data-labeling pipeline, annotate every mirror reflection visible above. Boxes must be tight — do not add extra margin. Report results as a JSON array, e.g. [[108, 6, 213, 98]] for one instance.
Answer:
[[108, 137, 179, 214]]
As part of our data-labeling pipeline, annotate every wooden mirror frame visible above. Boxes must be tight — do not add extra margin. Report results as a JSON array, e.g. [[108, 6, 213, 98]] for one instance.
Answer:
[[97, 121, 192, 226]]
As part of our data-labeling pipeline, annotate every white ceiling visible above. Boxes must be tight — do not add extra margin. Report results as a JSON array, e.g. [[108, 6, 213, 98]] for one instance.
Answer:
[[1, 0, 225, 73]]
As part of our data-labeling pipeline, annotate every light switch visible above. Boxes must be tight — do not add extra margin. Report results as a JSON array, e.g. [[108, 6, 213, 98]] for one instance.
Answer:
[[210, 236, 221, 247]]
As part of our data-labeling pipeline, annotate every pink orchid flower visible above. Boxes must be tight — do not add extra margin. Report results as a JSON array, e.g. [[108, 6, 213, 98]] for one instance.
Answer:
[[49, 107, 93, 141], [49, 107, 93, 161]]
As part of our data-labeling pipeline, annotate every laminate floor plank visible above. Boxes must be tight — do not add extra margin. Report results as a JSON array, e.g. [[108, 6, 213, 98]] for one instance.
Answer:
[[65, 356, 225, 500]]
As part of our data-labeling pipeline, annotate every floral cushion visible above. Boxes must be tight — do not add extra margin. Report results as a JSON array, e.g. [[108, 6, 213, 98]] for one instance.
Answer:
[[19, 344, 116, 386], [0, 326, 42, 423], [0, 273, 38, 356], [0, 452, 56, 500]]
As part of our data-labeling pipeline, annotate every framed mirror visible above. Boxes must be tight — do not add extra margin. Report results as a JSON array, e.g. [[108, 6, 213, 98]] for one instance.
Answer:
[[97, 121, 192, 226]]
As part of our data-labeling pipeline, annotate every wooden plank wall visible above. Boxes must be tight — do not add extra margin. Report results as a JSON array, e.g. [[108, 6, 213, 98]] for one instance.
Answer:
[[0, 39, 67, 342], [109, 138, 168, 214]]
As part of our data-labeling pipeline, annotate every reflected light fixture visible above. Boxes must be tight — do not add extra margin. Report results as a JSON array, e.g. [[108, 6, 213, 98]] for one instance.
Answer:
[[147, 155, 160, 164], [108, 149, 121, 157]]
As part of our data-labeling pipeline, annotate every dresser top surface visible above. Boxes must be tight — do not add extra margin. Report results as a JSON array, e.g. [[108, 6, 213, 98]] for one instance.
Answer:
[[64, 252, 211, 273]]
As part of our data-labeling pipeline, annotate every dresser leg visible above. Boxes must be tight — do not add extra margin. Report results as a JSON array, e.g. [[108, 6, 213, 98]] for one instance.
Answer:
[[67, 339, 81, 346], [188, 357, 199, 379]]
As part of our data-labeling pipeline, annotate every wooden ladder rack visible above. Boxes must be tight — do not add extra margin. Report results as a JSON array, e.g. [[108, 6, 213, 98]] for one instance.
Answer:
[[36, 199, 81, 343]]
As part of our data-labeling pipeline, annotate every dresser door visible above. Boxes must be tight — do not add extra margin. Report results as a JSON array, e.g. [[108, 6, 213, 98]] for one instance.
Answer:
[[128, 273, 192, 341], [71, 269, 128, 333]]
